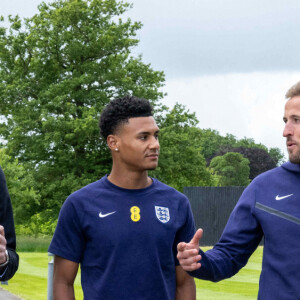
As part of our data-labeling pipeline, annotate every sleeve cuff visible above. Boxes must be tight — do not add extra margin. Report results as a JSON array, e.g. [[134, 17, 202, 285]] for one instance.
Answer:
[[0, 266, 8, 279]]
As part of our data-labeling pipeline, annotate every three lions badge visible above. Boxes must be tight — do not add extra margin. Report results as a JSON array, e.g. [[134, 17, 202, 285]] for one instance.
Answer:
[[155, 206, 170, 223]]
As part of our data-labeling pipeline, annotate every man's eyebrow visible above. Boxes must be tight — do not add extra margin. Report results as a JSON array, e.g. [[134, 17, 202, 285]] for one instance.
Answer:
[[137, 130, 160, 135], [284, 114, 300, 120]]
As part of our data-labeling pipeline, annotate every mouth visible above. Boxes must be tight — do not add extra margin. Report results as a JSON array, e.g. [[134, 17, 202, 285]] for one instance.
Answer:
[[146, 153, 159, 159], [286, 140, 298, 149]]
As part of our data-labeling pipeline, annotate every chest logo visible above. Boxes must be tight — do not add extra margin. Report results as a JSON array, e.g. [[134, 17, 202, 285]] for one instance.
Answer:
[[155, 206, 170, 223], [275, 194, 293, 201], [130, 206, 141, 222], [99, 211, 116, 218]]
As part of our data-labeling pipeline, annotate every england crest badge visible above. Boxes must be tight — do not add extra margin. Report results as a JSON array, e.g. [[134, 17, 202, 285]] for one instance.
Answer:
[[155, 206, 170, 223]]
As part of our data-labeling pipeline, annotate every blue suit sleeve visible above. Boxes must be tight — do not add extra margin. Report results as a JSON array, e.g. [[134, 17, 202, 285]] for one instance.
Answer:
[[190, 183, 263, 281], [0, 166, 19, 281]]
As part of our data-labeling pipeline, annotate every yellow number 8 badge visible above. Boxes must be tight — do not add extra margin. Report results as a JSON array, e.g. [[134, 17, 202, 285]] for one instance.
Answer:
[[130, 206, 141, 222]]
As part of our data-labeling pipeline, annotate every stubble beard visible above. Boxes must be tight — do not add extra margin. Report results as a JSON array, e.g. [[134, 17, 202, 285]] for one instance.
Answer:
[[288, 145, 300, 164]]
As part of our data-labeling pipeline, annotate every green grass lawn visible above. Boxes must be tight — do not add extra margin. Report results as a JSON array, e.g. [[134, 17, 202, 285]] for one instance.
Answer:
[[2, 247, 263, 299], [2, 252, 83, 300], [16, 236, 52, 252]]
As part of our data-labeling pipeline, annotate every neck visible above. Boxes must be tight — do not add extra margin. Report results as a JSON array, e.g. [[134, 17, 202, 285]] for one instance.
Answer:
[[108, 166, 152, 189]]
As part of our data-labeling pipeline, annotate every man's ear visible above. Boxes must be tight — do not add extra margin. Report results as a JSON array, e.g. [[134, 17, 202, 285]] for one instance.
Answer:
[[107, 135, 119, 152]]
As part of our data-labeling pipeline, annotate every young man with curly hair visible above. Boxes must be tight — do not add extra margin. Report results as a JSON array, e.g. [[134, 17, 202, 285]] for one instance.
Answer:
[[49, 96, 196, 300]]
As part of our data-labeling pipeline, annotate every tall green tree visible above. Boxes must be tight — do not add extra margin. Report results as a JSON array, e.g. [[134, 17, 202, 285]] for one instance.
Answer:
[[0, 0, 165, 216], [209, 152, 250, 186], [0, 149, 40, 225], [199, 129, 285, 167], [152, 104, 213, 191], [268, 147, 285, 166]]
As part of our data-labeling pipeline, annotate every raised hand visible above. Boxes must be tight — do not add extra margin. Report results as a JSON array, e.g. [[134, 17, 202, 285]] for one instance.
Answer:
[[177, 228, 203, 271]]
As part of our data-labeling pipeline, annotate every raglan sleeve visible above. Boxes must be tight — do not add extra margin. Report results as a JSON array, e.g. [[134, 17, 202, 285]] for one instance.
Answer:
[[189, 182, 263, 281], [0, 166, 19, 281], [173, 195, 196, 266], [48, 196, 86, 263]]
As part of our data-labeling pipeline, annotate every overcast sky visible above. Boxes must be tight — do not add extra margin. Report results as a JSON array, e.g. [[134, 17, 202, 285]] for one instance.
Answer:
[[2, 0, 300, 158]]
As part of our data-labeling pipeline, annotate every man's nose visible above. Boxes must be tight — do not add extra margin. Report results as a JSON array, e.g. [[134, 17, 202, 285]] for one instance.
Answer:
[[149, 137, 160, 150], [283, 122, 293, 137]]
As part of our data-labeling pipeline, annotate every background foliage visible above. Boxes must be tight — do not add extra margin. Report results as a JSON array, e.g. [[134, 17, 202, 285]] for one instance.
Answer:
[[0, 0, 285, 235], [151, 104, 213, 191], [0, 0, 165, 233], [209, 152, 250, 186]]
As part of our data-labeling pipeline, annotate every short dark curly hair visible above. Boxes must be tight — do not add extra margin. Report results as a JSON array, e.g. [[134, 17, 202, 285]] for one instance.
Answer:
[[99, 96, 153, 139]]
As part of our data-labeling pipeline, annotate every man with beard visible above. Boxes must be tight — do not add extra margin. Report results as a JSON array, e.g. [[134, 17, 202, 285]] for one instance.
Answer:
[[177, 81, 300, 300], [49, 96, 196, 300]]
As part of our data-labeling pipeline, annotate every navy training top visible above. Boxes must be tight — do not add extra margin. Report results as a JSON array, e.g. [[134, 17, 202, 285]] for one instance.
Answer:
[[49, 176, 195, 299]]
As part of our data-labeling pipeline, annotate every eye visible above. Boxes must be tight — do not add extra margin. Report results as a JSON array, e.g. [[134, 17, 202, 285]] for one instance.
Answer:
[[139, 135, 147, 140]]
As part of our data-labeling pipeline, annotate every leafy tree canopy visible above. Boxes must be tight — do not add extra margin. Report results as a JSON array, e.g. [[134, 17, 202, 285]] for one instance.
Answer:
[[0, 0, 165, 218], [0, 149, 40, 224], [209, 152, 250, 186], [152, 104, 213, 191], [208, 145, 278, 180], [0, 0, 286, 233]]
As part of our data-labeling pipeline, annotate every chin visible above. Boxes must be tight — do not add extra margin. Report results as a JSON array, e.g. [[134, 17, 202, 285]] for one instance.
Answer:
[[146, 165, 158, 171], [289, 156, 300, 164], [288, 151, 300, 164]]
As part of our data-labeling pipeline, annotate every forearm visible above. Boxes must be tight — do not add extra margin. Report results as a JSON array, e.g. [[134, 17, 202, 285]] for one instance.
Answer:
[[52, 255, 78, 300], [176, 276, 196, 300], [176, 265, 196, 300], [53, 282, 75, 300], [188, 248, 229, 282], [189, 243, 255, 282]]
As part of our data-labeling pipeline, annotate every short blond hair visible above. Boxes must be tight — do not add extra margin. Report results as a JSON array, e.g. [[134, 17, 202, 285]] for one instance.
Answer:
[[285, 81, 300, 99]]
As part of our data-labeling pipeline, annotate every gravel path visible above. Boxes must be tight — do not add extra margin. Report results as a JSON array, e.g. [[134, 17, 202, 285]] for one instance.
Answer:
[[0, 286, 22, 299]]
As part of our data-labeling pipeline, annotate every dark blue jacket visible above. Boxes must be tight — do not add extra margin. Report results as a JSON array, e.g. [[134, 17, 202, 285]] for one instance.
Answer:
[[0, 165, 19, 281], [191, 162, 300, 300]]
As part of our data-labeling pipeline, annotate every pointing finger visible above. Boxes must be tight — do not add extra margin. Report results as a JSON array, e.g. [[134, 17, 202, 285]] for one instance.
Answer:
[[190, 228, 203, 246]]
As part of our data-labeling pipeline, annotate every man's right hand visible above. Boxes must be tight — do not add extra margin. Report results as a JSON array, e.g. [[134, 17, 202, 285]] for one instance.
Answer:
[[0, 226, 7, 265], [177, 229, 203, 272]]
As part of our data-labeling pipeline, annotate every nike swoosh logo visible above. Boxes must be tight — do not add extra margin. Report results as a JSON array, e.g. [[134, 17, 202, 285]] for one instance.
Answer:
[[99, 211, 116, 218], [275, 194, 293, 201]]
